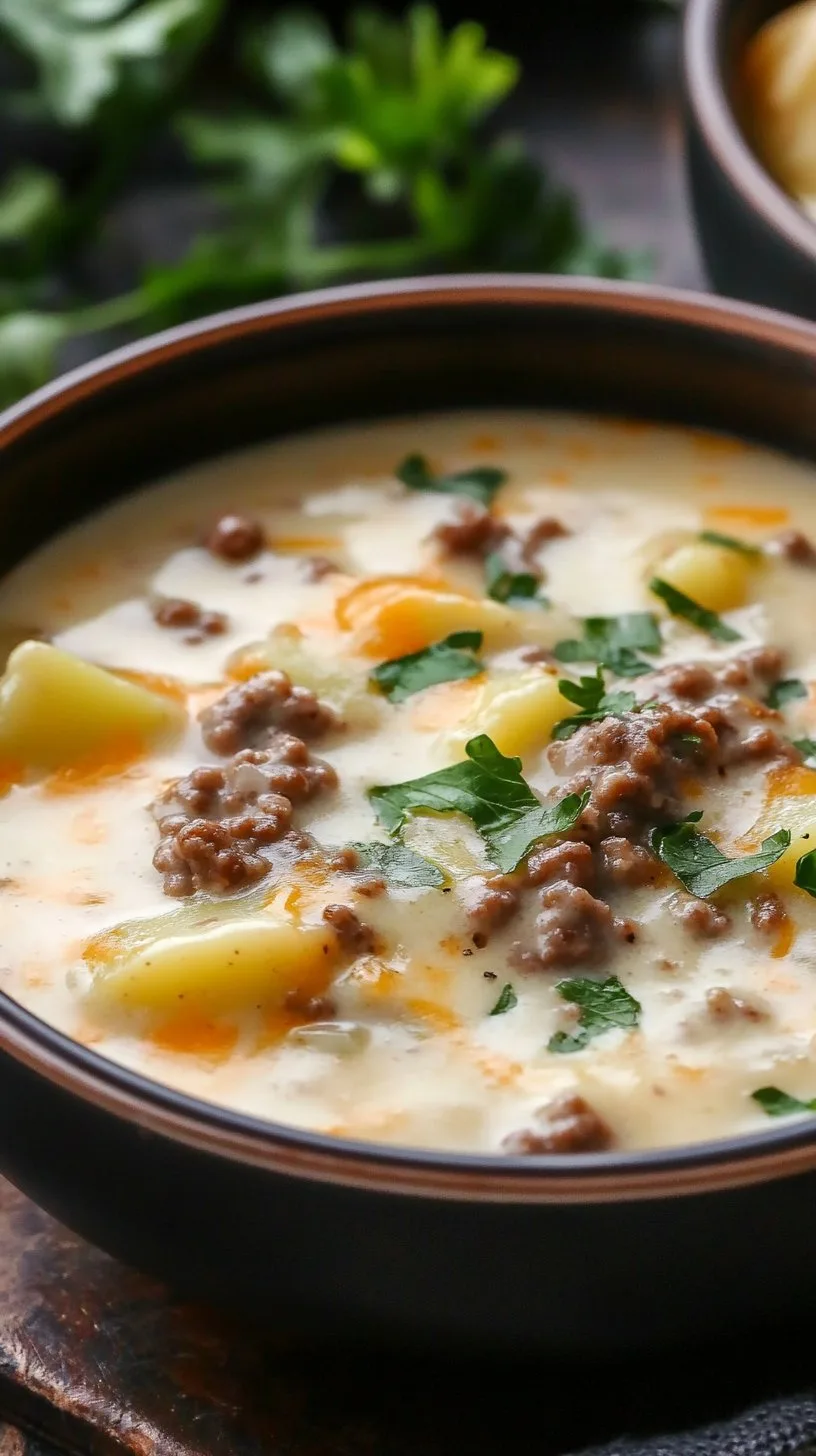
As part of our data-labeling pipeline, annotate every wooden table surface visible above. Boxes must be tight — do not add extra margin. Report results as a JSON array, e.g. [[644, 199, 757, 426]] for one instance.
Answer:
[[0, 7, 724, 1453]]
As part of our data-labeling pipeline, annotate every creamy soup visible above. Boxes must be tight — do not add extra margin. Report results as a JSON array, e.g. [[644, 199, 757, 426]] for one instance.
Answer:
[[2, 410, 816, 1156]]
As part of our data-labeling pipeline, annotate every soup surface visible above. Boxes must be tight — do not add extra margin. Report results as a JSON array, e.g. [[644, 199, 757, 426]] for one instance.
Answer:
[[2, 410, 816, 1157]]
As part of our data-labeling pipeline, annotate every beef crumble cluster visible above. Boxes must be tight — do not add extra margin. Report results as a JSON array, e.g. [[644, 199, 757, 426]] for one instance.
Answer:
[[152, 671, 339, 897], [464, 648, 798, 976]]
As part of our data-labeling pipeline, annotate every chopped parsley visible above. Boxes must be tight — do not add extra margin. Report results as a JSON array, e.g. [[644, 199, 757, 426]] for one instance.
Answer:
[[554, 611, 661, 678], [793, 737, 816, 765], [766, 678, 808, 709], [551, 668, 637, 740], [752, 1086, 816, 1117], [794, 849, 816, 897], [368, 733, 588, 874], [548, 975, 641, 1053], [489, 983, 518, 1016], [396, 454, 506, 506], [652, 812, 790, 898], [699, 529, 761, 558], [649, 577, 742, 643], [347, 841, 444, 889], [370, 631, 484, 704], [484, 552, 545, 607]]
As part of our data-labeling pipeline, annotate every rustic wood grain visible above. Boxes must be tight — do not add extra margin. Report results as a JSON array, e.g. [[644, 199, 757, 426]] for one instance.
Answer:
[[0, 1175, 813, 1456]]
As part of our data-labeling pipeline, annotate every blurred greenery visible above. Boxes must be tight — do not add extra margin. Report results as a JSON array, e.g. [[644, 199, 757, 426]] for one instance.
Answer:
[[0, 0, 650, 407]]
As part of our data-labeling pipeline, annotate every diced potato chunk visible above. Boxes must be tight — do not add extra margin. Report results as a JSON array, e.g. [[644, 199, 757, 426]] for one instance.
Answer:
[[0, 641, 184, 771], [228, 624, 381, 726], [84, 898, 340, 1017], [443, 668, 573, 761], [656, 541, 755, 613]]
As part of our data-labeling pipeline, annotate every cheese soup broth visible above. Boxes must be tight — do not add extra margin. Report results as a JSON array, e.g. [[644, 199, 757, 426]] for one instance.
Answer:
[[1, 410, 815, 1156]]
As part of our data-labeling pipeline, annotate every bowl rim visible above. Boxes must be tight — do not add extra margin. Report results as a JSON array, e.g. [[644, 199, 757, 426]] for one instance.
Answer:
[[683, 0, 816, 268], [4, 272, 816, 1208]]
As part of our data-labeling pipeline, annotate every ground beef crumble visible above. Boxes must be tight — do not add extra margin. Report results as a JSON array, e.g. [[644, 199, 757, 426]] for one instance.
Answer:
[[767, 529, 816, 566], [322, 903, 377, 956], [502, 1093, 613, 1155], [676, 898, 731, 938], [431, 502, 568, 572], [749, 890, 789, 936], [200, 670, 339, 756], [151, 596, 228, 642], [432, 501, 509, 555], [504, 651, 797, 971], [205, 514, 265, 561], [463, 875, 520, 941], [705, 986, 767, 1023], [511, 882, 636, 973], [550, 705, 721, 842]]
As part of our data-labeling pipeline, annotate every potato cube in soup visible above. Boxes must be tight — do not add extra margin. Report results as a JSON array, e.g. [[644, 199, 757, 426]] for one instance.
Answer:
[[85, 909, 340, 1017], [0, 641, 184, 770], [655, 541, 755, 612], [444, 668, 573, 760]]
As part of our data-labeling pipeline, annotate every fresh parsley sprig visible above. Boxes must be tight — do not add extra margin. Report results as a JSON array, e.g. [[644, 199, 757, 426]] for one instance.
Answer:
[[699, 529, 761, 558], [368, 733, 588, 873], [766, 678, 807, 710], [0, 4, 646, 408], [371, 631, 484, 703], [548, 975, 641, 1053], [554, 612, 661, 678], [652, 812, 790, 899], [396, 454, 507, 506], [489, 983, 518, 1016], [551, 668, 638, 740], [752, 1086, 816, 1117], [793, 737, 816, 764], [649, 577, 741, 643], [484, 553, 545, 607]]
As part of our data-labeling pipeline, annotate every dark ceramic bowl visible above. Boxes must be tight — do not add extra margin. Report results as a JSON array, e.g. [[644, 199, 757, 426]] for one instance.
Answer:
[[2, 277, 816, 1357], [683, 0, 816, 318]]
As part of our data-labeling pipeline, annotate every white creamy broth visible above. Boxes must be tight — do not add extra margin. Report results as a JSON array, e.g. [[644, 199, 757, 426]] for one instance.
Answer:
[[2, 408, 816, 1156]]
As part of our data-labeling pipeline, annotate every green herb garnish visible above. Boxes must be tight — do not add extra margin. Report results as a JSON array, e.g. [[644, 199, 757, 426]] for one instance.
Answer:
[[793, 737, 816, 765], [652, 813, 790, 898], [551, 669, 638, 740], [489, 983, 518, 1016], [0, 4, 644, 408], [347, 841, 444, 888], [370, 631, 484, 704], [767, 678, 808, 709], [368, 733, 588, 873], [484, 553, 544, 606], [396, 454, 506, 506], [548, 975, 641, 1054], [554, 612, 661, 677], [751, 1087, 816, 1118], [699, 530, 761, 558], [649, 578, 741, 643], [794, 849, 816, 897]]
